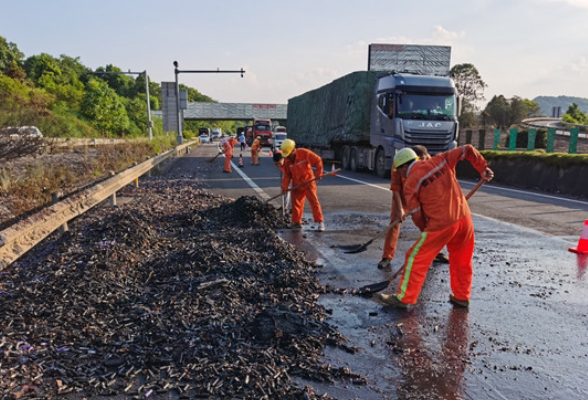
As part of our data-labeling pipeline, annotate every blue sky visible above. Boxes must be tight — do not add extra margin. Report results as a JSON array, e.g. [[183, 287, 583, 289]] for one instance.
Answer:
[[1, 0, 587, 107]]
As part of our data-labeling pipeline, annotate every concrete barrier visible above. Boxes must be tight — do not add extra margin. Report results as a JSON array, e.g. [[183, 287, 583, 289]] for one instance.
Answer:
[[456, 156, 588, 198], [0, 141, 195, 270]]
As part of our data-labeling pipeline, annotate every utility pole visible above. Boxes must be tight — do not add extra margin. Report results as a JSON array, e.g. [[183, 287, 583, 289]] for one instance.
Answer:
[[84, 69, 154, 141], [172, 61, 245, 145]]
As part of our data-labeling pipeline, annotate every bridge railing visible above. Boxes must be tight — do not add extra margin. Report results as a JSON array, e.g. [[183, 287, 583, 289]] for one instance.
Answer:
[[460, 126, 587, 154]]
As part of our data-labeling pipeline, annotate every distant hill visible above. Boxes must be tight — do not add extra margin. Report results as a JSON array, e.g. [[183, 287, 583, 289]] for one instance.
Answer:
[[533, 96, 588, 117]]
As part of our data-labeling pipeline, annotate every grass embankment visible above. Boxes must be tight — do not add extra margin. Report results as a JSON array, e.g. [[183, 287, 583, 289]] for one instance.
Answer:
[[0, 135, 177, 228], [480, 149, 588, 168]]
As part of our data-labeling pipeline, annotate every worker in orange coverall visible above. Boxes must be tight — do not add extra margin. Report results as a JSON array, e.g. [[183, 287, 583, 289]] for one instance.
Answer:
[[280, 139, 325, 231], [222, 135, 235, 173], [251, 136, 261, 166], [379, 145, 494, 309], [378, 145, 449, 270]]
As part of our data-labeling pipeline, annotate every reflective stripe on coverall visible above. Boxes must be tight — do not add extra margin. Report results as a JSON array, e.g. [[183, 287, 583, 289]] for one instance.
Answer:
[[396, 145, 488, 304], [251, 139, 260, 165], [282, 148, 324, 224]]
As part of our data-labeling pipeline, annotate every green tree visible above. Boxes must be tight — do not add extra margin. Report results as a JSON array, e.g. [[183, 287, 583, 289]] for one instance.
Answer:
[[122, 95, 150, 136], [483, 95, 539, 130], [134, 73, 160, 109], [80, 79, 129, 136], [562, 103, 588, 125], [23, 53, 86, 108], [450, 63, 487, 112], [94, 64, 135, 98], [0, 35, 24, 74], [180, 84, 216, 103], [458, 110, 478, 128], [484, 95, 510, 130], [523, 99, 541, 117]]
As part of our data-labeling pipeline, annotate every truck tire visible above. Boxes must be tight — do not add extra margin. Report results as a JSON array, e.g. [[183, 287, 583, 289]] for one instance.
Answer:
[[375, 148, 389, 179], [350, 148, 359, 172], [342, 147, 351, 170]]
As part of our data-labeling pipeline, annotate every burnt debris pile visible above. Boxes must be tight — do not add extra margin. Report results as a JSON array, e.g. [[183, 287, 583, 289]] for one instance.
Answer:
[[0, 178, 363, 400]]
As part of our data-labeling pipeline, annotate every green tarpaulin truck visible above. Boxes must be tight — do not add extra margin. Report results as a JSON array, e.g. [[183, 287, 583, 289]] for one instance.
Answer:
[[286, 44, 460, 177]]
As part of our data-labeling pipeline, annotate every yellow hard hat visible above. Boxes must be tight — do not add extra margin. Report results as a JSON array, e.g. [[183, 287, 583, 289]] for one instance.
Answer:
[[394, 148, 418, 168], [281, 139, 296, 157], [256, 136, 261, 139]]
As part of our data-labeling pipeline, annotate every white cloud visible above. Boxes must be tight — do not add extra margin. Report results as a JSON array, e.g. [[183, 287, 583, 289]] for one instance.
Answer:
[[543, 0, 588, 8], [571, 56, 588, 74], [430, 26, 465, 43]]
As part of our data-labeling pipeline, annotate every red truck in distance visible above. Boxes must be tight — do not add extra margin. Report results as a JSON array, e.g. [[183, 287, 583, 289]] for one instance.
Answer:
[[252, 118, 272, 146]]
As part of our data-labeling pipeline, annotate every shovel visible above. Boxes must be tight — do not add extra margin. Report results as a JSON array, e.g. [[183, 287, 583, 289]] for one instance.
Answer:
[[207, 151, 224, 163], [264, 168, 341, 203], [356, 179, 486, 296], [340, 178, 485, 254]]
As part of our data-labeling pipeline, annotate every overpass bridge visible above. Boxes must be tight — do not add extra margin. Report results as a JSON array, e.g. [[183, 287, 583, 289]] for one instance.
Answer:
[[158, 81, 287, 133], [156, 102, 287, 131], [183, 102, 287, 123]]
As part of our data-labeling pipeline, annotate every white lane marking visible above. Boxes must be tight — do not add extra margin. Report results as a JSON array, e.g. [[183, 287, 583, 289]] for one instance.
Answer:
[[335, 174, 390, 191], [336, 173, 588, 207], [230, 160, 270, 200], [458, 180, 588, 206]]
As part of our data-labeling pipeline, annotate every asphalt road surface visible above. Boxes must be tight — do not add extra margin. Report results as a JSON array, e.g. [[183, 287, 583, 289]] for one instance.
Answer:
[[183, 143, 588, 400]]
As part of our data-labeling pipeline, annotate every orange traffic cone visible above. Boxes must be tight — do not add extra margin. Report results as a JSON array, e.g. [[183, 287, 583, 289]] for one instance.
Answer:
[[268, 149, 273, 157], [569, 219, 588, 254], [238, 153, 244, 168], [331, 163, 336, 172]]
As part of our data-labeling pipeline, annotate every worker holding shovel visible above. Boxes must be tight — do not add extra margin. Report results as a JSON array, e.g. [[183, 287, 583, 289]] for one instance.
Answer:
[[379, 145, 494, 309], [281, 139, 326, 231], [273, 152, 291, 212], [378, 145, 449, 270]]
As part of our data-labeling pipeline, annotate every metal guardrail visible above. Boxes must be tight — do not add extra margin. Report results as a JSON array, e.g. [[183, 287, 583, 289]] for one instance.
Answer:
[[0, 141, 196, 270]]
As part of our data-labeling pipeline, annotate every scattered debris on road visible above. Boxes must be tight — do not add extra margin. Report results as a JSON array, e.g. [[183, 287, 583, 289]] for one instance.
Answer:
[[0, 178, 365, 399]]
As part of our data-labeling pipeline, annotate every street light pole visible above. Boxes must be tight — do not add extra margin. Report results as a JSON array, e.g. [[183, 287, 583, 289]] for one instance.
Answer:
[[172, 62, 245, 146], [173, 61, 182, 145], [144, 70, 153, 141]]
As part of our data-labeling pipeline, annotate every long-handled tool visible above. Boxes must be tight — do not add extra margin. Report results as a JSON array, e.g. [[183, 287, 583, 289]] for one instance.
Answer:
[[264, 168, 341, 203], [356, 179, 486, 296], [207, 150, 224, 163], [340, 178, 485, 254]]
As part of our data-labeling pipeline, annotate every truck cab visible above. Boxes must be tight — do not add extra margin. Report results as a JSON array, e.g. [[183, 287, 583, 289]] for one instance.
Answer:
[[253, 118, 272, 146], [370, 72, 459, 176]]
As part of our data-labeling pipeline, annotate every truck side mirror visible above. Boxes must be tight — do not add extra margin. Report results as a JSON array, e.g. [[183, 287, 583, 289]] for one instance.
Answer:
[[456, 95, 463, 117]]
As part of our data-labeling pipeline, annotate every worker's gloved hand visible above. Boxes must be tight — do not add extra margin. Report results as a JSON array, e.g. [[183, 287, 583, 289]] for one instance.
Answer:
[[483, 167, 494, 182], [316, 174, 323, 180]]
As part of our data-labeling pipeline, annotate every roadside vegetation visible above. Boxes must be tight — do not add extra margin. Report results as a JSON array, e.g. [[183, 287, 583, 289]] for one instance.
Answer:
[[0, 32, 244, 226], [481, 149, 588, 168]]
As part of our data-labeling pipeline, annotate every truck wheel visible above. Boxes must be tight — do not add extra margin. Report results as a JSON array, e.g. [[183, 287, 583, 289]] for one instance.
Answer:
[[375, 149, 389, 179], [342, 147, 351, 170], [350, 148, 358, 172]]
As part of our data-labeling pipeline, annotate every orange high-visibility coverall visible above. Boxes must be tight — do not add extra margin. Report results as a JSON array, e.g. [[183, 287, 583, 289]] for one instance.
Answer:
[[282, 148, 324, 224], [251, 138, 261, 165], [395, 145, 489, 304], [223, 139, 234, 172], [382, 168, 408, 260]]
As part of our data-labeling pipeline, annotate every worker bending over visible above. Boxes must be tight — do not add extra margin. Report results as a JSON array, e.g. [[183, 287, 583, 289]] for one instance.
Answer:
[[379, 145, 448, 270], [222, 134, 235, 173], [280, 139, 325, 231], [379, 145, 494, 309], [251, 136, 261, 166]]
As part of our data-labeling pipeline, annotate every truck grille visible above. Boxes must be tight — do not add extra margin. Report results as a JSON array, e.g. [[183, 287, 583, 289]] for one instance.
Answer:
[[403, 131, 453, 154]]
